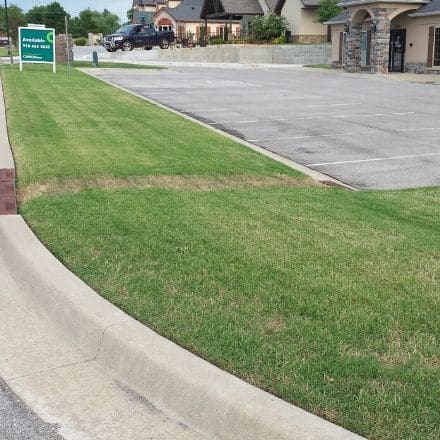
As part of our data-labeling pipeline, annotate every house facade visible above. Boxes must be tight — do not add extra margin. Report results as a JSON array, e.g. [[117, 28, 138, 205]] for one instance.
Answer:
[[132, 1, 181, 25], [278, 0, 328, 43], [201, 0, 328, 43], [327, 0, 440, 74], [153, 0, 241, 41]]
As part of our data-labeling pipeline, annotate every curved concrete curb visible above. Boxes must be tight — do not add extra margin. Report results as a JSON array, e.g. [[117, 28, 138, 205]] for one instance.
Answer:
[[0, 216, 364, 440], [0, 81, 16, 214], [0, 76, 364, 439]]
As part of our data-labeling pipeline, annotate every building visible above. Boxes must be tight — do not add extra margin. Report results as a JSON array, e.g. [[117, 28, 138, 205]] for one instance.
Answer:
[[132, 1, 180, 25], [201, 0, 328, 43], [154, 0, 241, 41], [327, 0, 440, 74]]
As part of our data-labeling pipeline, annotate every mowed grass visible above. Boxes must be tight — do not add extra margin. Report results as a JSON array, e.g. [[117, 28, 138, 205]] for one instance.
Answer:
[[2, 64, 440, 440], [1, 64, 298, 186]]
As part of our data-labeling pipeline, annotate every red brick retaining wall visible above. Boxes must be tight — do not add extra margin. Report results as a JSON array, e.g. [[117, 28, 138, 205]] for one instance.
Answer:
[[0, 168, 16, 215]]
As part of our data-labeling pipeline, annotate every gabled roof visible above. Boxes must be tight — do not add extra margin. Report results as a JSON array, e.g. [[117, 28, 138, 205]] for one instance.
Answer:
[[133, 0, 166, 6], [302, 0, 321, 7], [201, 0, 264, 19], [409, 0, 440, 15], [165, 0, 206, 21], [324, 10, 349, 24], [158, 0, 241, 22]]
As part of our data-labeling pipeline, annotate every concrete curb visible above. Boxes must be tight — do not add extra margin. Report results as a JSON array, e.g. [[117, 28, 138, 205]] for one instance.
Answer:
[[0, 76, 363, 439], [0, 216, 365, 440], [0, 79, 16, 215], [79, 68, 356, 191]]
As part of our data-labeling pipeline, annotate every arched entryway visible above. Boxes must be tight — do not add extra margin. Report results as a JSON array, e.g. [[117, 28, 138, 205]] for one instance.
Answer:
[[344, 9, 375, 73]]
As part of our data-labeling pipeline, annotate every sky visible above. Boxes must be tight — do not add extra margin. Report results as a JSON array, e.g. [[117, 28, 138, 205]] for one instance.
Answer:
[[12, 1, 131, 22]]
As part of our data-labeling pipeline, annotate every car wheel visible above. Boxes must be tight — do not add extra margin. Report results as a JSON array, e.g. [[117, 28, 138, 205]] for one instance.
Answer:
[[144, 46, 153, 51], [122, 41, 133, 51], [159, 39, 169, 49]]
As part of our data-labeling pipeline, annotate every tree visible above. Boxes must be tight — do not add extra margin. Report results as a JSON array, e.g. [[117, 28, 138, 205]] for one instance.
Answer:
[[250, 14, 288, 41], [318, 0, 342, 24], [0, 4, 26, 45], [96, 9, 120, 36], [127, 8, 133, 23], [78, 9, 98, 36], [27, 2, 68, 34]]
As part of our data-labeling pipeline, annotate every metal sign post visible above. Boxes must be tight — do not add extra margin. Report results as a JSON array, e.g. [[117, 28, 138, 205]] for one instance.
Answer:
[[18, 26, 56, 73]]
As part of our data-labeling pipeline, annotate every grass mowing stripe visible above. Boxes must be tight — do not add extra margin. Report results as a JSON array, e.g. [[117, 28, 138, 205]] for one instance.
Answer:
[[0, 64, 300, 187], [21, 186, 440, 440], [2, 63, 439, 440]]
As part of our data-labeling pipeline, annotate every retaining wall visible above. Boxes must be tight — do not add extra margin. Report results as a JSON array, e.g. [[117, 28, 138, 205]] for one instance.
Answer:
[[74, 44, 331, 66], [0, 83, 16, 215]]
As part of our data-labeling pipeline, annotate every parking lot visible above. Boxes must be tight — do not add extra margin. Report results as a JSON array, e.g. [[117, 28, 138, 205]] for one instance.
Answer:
[[92, 66, 440, 190]]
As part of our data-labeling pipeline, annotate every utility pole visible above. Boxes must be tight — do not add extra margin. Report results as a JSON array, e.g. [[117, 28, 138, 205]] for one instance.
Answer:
[[4, 0, 13, 65], [65, 15, 71, 76]]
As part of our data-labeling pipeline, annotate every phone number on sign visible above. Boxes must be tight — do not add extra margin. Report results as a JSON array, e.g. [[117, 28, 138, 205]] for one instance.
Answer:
[[22, 44, 51, 50]]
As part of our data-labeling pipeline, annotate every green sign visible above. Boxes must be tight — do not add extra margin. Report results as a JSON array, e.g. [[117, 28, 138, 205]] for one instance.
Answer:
[[19, 27, 56, 72]]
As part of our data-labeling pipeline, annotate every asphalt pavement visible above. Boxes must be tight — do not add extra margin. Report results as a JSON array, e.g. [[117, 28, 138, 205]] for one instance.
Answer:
[[90, 65, 440, 190], [0, 379, 64, 440]]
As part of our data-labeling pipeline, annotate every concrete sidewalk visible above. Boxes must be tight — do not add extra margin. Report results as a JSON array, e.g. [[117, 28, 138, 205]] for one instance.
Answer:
[[0, 232, 205, 440]]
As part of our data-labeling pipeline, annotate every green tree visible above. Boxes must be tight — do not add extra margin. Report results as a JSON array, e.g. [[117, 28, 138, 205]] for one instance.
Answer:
[[26, 2, 68, 34], [250, 13, 288, 41], [78, 9, 98, 36], [0, 4, 26, 45], [96, 9, 120, 36], [318, 0, 342, 24], [127, 8, 133, 23]]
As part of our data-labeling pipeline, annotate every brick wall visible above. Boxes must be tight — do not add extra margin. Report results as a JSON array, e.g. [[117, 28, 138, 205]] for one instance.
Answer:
[[55, 34, 74, 63], [0, 169, 16, 215]]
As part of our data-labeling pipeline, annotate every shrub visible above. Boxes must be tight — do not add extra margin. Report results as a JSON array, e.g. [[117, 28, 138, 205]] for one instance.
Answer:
[[74, 37, 88, 46], [272, 35, 288, 44], [209, 37, 226, 45], [250, 14, 288, 41]]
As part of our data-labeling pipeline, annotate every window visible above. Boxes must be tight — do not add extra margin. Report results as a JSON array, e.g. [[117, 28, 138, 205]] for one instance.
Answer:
[[434, 27, 440, 67], [158, 25, 172, 31]]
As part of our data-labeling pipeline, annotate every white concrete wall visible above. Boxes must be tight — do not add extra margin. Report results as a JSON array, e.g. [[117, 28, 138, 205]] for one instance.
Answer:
[[73, 44, 331, 66]]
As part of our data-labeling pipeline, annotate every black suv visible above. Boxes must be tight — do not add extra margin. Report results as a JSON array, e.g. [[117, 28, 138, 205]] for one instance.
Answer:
[[103, 24, 175, 52]]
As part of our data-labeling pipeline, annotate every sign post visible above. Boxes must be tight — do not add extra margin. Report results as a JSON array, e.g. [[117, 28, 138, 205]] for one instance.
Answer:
[[18, 27, 56, 73]]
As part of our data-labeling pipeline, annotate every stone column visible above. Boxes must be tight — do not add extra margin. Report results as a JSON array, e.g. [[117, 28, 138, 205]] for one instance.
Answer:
[[370, 9, 392, 74], [344, 20, 362, 73]]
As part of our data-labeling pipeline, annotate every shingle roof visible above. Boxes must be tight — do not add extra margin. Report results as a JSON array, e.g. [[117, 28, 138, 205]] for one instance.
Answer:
[[266, 0, 280, 11], [410, 0, 440, 14], [220, 0, 264, 14], [302, 0, 321, 7], [133, 0, 166, 5], [325, 10, 349, 23], [201, 0, 264, 18], [166, 0, 205, 21]]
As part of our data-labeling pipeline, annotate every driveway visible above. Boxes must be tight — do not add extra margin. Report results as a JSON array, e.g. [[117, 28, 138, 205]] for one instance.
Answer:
[[91, 66, 440, 190]]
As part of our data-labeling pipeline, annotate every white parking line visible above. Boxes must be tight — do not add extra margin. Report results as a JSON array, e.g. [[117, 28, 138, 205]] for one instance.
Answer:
[[181, 108, 229, 113], [248, 127, 440, 142], [308, 152, 440, 167], [209, 112, 415, 126]]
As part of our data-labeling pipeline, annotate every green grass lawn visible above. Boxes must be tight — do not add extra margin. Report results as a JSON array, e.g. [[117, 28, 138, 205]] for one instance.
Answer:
[[0, 47, 18, 57], [2, 63, 439, 440]]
